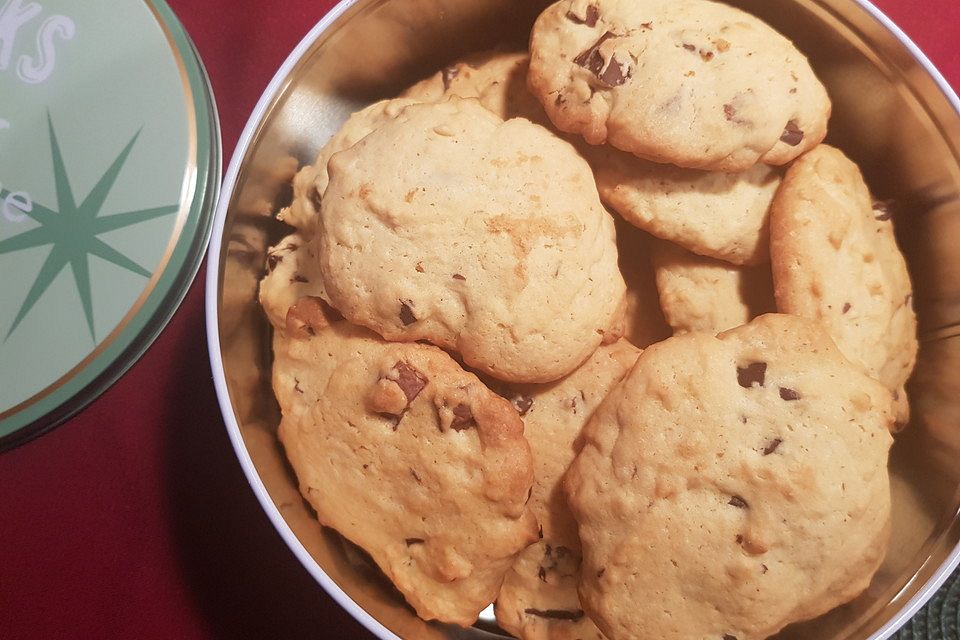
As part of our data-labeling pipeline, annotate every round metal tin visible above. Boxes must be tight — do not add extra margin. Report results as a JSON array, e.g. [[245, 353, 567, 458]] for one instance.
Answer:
[[207, 0, 960, 638], [0, 0, 220, 450]]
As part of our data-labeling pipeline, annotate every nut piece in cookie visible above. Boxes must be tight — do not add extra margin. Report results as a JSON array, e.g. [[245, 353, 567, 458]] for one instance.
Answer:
[[273, 302, 539, 626], [493, 340, 640, 640], [651, 241, 775, 335], [528, 0, 831, 171], [278, 98, 421, 236], [317, 97, 626, 383], [586, 144, 781, 265], [769, 144, 917, 423], [565, 314, 893, 640]]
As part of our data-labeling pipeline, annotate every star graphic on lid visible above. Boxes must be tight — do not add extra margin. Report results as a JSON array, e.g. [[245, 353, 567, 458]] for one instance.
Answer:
[[0, 114, 178, 342]]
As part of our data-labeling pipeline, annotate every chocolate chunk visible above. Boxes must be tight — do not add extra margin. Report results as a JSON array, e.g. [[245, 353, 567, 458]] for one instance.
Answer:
[[524, 609, 585, 621], [682, 43, 696, 51], [291, 274, 309, 283], [309, 185, 322, 212], [728, 495, 749, 509], [441, 65, 459, 90], [779, 387, 801, 401], [843, 302, 852, 314], [762, 437, 783, 456], [512, 395, 534, 416], [451, 403, 474, 429], [737, 362, 767, 388], [598, 55, 630, 86], [399, 301, 417, 325], [736, 534, 744, 544], [566, 4, 599, 27], [452, 273, 466, 280], [873, 199, 894, 221], [574, 31, 616, 77], [405, 538, 425, 546], [394, 362, 427, 402], [597, 567, 606, 578], [699, 49, 714, 61], [780, 120, 804, 146]]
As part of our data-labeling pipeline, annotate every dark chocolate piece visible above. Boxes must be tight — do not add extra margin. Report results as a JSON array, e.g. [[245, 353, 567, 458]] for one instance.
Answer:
[[737, 362, 767, 388]]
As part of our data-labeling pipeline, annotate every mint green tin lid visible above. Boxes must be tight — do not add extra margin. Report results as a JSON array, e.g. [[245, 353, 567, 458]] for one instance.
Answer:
[[0, 0, 220, 449]]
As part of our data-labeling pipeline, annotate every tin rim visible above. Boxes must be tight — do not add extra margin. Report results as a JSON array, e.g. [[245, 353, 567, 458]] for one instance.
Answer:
[[0, 0, 222, 452], [204, 1, 960, 638]]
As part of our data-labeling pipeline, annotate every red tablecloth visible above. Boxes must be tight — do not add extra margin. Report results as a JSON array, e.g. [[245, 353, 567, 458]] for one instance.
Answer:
[[2, 2, 958, 639]]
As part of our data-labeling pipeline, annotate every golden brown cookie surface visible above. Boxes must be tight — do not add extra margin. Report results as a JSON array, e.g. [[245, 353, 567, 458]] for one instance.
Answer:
[[274, 300, 538, 626], [528, 0, 830, 171], [566, 314, 893, 640]]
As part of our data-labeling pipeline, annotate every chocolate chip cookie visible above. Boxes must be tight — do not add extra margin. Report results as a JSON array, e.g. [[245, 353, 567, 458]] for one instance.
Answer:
[[651, 241, 776, 334], [403, 51, 548, 124], [274, 297, 539, 626], [258, 233, 327, 330], [494, 340, 640, 640], [587, 144, 781, 265], [317, 97, 626, 383], [278, 98, 420, 236], [528, 0, 831, 171], [565, 314, 894, 640], [770, 144, 917, 423]]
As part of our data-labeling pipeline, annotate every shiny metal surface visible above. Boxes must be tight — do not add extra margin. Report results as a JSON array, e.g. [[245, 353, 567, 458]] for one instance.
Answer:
[[209, 0, 960, 637]]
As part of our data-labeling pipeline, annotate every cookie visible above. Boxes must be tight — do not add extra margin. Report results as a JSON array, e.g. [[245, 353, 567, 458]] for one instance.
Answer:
[[317, 97, 626, 383], [258, 233, 327, 330], [587, 144, 781, 265], [493, 340, 640, 640], [403, 51, 548, 124], [528, 0, 831, 171], [278, 98, 420, 236], [651, 241, 776, 334], [769, 145, 917, 422], [565, 314, 894, 640], [273, 297, 539, 626]]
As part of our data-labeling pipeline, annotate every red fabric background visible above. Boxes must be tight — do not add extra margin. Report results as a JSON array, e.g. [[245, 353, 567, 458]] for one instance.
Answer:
[[1, 1, 958, 639]]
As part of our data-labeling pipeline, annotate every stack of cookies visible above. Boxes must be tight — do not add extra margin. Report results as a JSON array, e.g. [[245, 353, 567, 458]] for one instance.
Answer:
[[257, 0, 917, 638]]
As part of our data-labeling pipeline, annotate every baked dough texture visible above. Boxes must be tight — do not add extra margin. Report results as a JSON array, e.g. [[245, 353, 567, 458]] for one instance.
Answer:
[[317, 97, 626, 383], [528, 0, 830, 171], [565, 314, 893, 640]]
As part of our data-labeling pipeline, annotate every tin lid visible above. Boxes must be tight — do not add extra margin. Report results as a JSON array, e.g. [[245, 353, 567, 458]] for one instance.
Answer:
[[0, 0, 220, 449]]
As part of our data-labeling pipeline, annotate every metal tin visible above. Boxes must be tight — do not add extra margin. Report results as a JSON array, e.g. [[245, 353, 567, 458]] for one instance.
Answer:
[[206, 1, 960, 638], [0, 0, 220, 450]]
